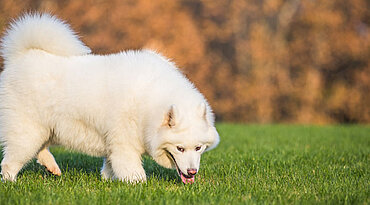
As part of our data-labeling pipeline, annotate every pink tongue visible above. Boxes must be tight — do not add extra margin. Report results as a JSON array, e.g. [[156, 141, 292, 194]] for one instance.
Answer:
[[180, 173, 195, 184]]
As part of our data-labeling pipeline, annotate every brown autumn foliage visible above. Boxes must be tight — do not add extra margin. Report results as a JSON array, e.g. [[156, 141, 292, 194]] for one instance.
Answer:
[[0, 0, 369, 123]]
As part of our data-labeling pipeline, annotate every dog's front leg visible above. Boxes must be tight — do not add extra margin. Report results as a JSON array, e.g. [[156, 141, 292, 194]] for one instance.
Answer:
[[108, 146, 146, 183]]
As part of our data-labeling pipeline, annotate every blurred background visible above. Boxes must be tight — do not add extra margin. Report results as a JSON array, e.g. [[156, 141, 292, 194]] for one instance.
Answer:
[[0, 0, 369, 124]]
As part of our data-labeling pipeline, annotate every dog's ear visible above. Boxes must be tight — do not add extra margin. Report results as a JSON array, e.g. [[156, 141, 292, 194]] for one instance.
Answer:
[[205, 127, 220, 152], [163, 104, 179, 128], [198, 102, 209, 125]]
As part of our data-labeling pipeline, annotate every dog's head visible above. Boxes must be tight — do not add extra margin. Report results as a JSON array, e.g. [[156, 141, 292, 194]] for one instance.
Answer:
[[149, 102, 220, 184]]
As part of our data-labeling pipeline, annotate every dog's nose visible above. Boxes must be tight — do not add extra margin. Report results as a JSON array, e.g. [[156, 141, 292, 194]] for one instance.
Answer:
[[187, 169, 197, 176]]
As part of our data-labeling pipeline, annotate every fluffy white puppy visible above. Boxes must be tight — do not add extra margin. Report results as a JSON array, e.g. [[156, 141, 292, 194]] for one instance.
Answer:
[[0, 13, 219, 184]]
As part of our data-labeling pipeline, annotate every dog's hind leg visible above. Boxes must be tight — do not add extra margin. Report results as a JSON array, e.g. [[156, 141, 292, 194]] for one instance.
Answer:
[[1, 118, 49, 181], [37, 147, 61, 176]]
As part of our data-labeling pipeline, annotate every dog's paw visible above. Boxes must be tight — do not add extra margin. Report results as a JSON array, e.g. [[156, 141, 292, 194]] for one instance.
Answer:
[[118, 171, 147, 184], [0, 164, 18, 182], [37, 159, 61, 176], [101, 170, 113, 180], [0, 171, 16, 182], [46, 165, 62, 176], [123, 175, 147, 184]]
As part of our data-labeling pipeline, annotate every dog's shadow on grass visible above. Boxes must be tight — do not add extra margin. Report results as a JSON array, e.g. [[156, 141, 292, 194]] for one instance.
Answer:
[[0, 149, 179, 183], [142, 157, 179, 182]]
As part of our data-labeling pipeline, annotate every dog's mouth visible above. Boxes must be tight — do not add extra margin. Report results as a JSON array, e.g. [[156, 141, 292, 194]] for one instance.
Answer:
[[166, 150, 195, 184]]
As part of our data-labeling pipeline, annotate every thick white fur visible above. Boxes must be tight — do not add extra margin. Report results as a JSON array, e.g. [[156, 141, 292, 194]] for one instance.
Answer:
[[0, 13, 90, 63], [0, 13, 219, 182]]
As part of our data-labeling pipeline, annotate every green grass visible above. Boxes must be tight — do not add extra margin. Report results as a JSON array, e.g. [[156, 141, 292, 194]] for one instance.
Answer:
[[0, 124, 369, 204]]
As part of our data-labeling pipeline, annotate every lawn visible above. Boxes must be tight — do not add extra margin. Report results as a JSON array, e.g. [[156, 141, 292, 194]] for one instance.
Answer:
[[0, 124, 369, 204]]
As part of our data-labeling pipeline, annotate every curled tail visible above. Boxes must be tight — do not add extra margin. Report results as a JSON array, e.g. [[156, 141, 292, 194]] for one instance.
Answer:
[[0, 13, 91, 63]]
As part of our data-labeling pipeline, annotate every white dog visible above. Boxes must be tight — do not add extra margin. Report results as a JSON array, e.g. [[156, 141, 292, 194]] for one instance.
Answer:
[[0, 13, 219, 184]]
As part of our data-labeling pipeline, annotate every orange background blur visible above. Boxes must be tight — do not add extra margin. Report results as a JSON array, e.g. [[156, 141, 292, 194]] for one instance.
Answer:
[[0, 0, 369, 123]]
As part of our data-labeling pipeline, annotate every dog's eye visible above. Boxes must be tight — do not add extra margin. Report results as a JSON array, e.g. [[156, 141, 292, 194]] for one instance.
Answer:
[[177, 146, 184, 152], [195, 146, 201, 151]]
